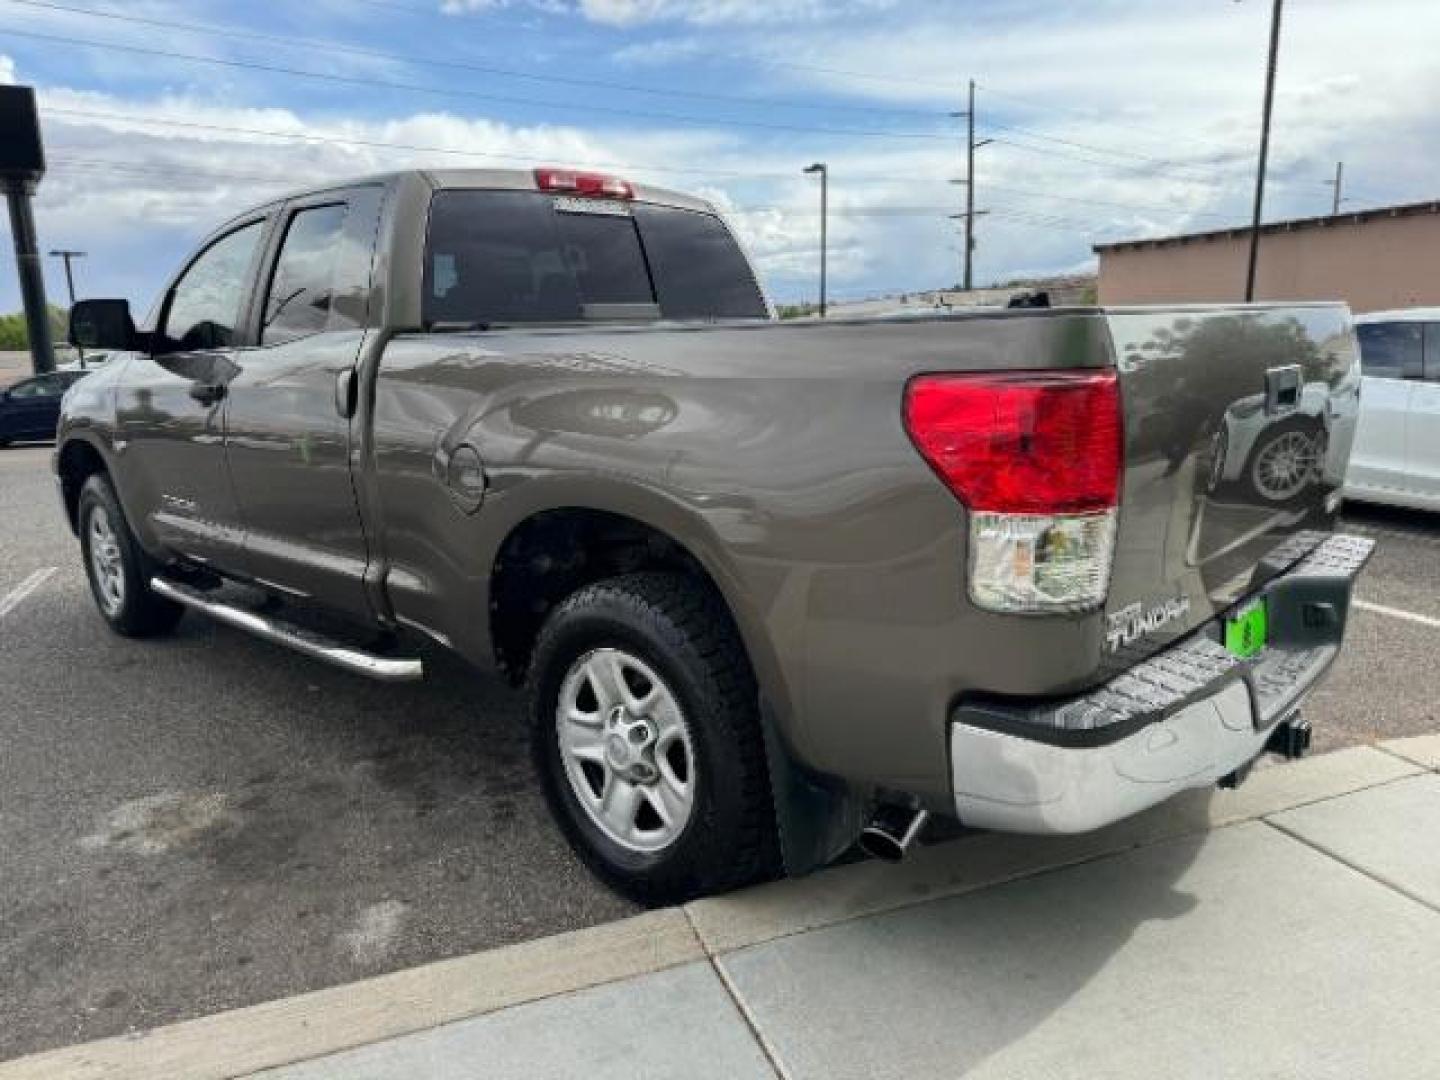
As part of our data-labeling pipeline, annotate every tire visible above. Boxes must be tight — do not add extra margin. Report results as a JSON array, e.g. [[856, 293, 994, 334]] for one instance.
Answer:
[[77, 473, 184, 637], [527, 571, 779, 905], [1244, 418, 1327, 505]]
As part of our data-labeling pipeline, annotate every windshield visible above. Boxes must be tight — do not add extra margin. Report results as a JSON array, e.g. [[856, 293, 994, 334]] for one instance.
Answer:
[[423, 189, 766, 327]]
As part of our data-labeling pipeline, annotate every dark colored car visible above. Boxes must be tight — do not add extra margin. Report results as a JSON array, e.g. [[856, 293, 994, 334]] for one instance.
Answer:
[[0, 369, 89, 447]]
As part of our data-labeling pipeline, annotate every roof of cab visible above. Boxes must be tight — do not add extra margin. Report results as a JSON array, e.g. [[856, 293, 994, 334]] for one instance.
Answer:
[[258, 167, 716, 217]]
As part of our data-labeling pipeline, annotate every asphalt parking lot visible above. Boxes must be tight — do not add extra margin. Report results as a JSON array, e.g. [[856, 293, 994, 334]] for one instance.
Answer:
[[2, 442, 1439, 1062]]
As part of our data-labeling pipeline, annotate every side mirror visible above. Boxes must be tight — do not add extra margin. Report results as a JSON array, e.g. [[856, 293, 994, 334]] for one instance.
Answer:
[[69, 299, 137, 351]]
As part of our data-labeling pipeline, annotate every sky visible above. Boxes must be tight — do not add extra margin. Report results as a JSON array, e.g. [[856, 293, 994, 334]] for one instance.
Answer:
[[0, 0, 1437, 314]]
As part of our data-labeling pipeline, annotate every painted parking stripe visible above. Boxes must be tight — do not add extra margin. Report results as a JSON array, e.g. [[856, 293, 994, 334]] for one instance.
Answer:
[[0, 566, 58, 619], [1354, 598, 1440, 630]]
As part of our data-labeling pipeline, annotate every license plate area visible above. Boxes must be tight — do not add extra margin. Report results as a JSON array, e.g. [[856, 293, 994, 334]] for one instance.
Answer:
[[1225, 598, 1269, 658]]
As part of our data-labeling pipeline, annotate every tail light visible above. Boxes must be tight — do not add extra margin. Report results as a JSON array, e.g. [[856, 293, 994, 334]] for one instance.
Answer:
[[904, 370, 1122, 613], [534, 167, 635, 200]]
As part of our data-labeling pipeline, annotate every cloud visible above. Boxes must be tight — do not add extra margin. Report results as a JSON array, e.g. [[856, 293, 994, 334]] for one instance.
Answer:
[[0, 53, 15, 85], [4, 0, 1440, 313], [441, 0, 898, 26]]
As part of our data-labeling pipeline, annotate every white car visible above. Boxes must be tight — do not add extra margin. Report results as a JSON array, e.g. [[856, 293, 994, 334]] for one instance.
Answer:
[[1344, 308, 1440, 511]]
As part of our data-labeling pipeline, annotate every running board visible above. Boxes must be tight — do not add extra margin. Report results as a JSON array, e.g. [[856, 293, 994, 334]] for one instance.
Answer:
[[150, 576, 424, 683]]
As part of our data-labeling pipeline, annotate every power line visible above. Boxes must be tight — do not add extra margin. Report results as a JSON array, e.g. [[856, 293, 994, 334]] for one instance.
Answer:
[[42, 144, 1237, 232], [1, 0, 946, 119], [982, 120, 1243, 175], [988, 185, 1232, 220], [346, 0, 970, 92], [0, 27, 955, 141], [976, 82, 1244, 155], [40, 106, 809, 181], [42, 139, 1247, 224], [986, 135, 1236, 184], [978, 85, 1341, 194], [46, 156, 291, 186]]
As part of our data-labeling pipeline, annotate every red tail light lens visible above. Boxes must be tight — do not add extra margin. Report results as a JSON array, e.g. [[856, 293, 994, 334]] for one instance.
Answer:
[[903, 370, 1122, 514], [534, 167, 635, 200]]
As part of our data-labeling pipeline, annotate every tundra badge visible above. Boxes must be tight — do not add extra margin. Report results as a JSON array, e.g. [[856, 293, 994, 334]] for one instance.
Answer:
[[1106, 595, 1192, 652]]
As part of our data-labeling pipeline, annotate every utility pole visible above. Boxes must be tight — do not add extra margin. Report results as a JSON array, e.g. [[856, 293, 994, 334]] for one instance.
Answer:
[[949, 81, 992, 293], [49, 249, 87, 365], [803, 162, 827, 316], [48, 248, 86, 305], [1244, 0, 1283, 302], [964, 79, 977, 291], [1326, 161, 1344, 215]]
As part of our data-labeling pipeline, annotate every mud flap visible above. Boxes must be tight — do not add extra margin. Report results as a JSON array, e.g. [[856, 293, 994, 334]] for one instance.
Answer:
[[760, 700, 866, 876]]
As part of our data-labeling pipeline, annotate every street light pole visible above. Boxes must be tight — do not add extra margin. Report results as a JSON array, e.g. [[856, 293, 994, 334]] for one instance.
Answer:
[[803, 162, 827, 317], [1244, 0, 1284, 302], [48, 248, 86, 305]]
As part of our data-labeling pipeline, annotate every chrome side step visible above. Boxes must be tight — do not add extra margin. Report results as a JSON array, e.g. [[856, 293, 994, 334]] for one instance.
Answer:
[[150, 576, 424, 683]]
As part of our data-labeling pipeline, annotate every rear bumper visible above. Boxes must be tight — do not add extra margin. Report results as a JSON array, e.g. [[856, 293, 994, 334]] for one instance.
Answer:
[[948, 533, 1374, 834]]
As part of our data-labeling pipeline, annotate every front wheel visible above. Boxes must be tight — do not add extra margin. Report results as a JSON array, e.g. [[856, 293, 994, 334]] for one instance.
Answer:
[[527, 572, 778, 905], [78, 474, 184, 637]]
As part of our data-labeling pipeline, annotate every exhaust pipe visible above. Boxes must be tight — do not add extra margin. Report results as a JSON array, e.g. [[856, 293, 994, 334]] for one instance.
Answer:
[[1266, 715, 1312, 761], [858, 803, 929, 863]]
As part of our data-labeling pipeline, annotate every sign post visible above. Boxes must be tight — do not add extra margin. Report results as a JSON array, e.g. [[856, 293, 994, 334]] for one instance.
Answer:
[[1, 85, 54, 374]]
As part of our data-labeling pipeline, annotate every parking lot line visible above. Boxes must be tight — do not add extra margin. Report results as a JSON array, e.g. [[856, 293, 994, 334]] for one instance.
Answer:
[[1354, 598, 1440, 630], [0, 567, 57, 619]]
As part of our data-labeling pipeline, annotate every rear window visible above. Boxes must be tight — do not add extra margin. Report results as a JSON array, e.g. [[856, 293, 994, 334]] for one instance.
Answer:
[[1356, 321, 1423, 380], [632, 204, 767, 320], [423, 189, 765, 327]]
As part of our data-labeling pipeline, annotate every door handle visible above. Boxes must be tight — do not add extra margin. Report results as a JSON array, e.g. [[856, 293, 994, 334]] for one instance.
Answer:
[[335, 369, 358, 419], [189, 382, 226, 407]]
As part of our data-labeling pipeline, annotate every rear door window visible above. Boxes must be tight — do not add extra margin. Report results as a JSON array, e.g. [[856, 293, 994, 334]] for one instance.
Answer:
[[1356, 322, 1423, 380], [261, 203, 350, 345]]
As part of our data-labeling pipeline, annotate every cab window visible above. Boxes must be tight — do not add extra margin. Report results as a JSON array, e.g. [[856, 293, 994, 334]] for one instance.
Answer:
[[1356, 322, 1423, 380], [161, 220, 264, 352]]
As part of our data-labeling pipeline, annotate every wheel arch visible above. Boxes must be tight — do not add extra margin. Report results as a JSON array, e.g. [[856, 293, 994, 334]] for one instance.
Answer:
[[487, 503, 780, 700], [56, 433, 114, 535]]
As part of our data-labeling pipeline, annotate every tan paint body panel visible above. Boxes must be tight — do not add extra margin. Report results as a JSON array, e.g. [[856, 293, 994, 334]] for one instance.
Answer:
[[57, 170, 1359, 805]]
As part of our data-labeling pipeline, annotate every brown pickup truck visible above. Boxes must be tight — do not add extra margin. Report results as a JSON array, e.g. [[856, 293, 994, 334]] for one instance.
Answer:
[[57, 167, 1372, 903]]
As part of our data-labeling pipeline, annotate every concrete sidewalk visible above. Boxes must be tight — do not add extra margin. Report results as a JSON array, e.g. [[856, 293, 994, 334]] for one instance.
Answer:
[[7, 734, 1440, 1080]]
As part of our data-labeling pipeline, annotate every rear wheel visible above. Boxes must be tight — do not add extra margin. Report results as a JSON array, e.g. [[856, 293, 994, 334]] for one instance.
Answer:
[[78, 474, 183, 637], [528, 572, 778, 905]]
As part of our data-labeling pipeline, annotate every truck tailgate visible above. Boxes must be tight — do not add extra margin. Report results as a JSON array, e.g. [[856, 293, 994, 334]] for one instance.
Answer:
[[1102, 305, 1361, 664]]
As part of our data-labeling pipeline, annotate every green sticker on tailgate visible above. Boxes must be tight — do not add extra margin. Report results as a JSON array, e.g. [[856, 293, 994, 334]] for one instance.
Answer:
[[1225, 600, 1268, 658]]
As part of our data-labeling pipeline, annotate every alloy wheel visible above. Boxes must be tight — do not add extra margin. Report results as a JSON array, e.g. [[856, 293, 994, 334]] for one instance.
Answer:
[[556, 647, 695, 854]]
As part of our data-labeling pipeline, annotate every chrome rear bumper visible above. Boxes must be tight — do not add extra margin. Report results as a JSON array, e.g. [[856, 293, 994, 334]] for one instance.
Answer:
[[951, 680, 1268, 833], [948, 533, 1373, 834]]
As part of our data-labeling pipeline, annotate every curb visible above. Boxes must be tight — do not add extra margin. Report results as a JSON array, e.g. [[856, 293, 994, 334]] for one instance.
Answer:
[[1, 741, 1428, 1080]]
